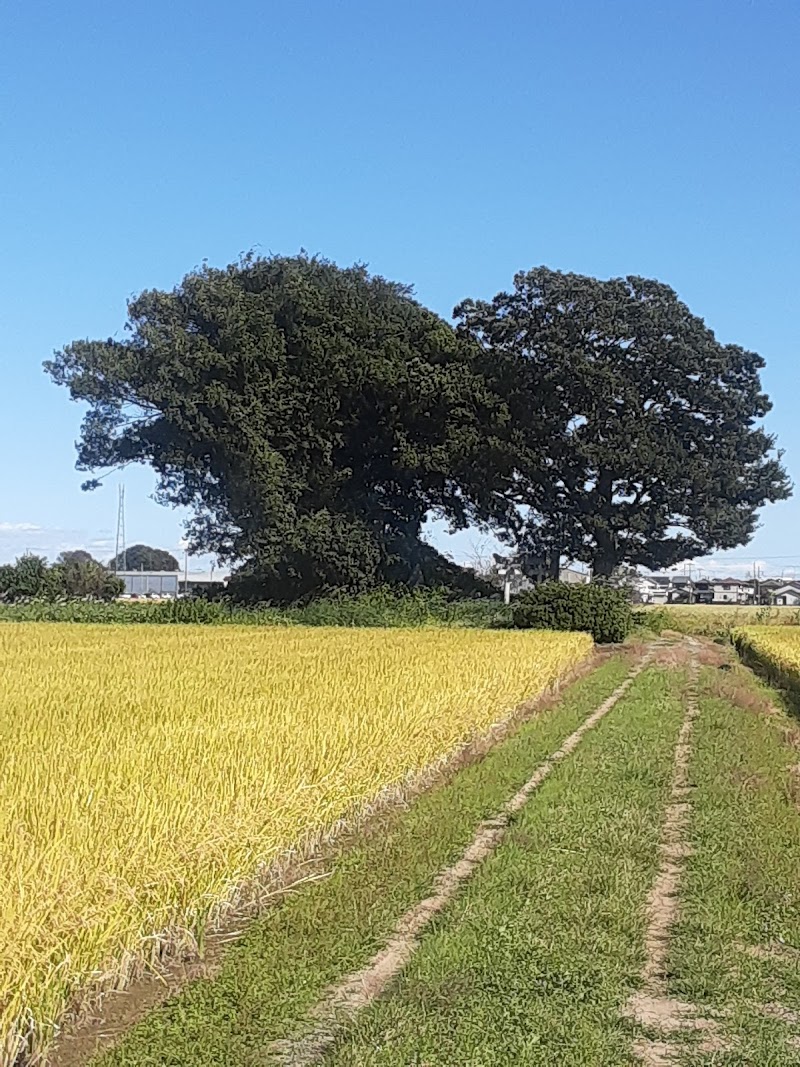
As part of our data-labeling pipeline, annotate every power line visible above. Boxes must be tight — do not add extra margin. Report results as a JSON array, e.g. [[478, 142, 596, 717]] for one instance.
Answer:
[[697, 553, 800, 561]]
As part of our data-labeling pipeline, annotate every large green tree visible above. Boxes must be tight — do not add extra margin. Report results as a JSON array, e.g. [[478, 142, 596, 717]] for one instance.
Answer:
[[107, 544, 180, 571], [47, 255, 525, 601], [456, 268, 791, 576]]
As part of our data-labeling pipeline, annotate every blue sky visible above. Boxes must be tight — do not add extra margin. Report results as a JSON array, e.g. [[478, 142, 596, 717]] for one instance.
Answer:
[[2, 0, 798, 578]]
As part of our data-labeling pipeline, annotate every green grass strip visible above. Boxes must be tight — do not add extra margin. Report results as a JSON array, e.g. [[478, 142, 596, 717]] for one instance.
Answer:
[[667, 666, 800, 1065], [324, 666, 685, 1066], [94, 657, 631, 1067]]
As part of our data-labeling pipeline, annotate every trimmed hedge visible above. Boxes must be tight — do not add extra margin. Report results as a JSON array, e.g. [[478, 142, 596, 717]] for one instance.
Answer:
[[512, 582, 632, 644]]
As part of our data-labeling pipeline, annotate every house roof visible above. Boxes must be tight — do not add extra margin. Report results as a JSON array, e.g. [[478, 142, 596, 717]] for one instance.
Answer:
[[644, 574, 696, 587], [642, 573, 798, 592]]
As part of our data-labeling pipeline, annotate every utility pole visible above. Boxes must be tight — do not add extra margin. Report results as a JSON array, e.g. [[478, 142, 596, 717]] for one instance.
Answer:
[[497, 563, 520, 605], [753, 561, 760, 606]]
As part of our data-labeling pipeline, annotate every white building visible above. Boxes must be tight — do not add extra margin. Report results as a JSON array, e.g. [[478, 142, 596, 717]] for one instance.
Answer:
[[116, 570, 228, 599], [116, 570, 180, 598], [771, 584, 800, 607], [638, 575, 693, 604]]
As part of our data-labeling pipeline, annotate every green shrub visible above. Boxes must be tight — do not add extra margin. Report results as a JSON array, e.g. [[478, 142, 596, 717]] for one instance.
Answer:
[[512, 582, 632, 643]]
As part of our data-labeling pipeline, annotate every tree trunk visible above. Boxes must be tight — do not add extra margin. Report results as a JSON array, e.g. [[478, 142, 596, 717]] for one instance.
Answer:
[[593, 554, 616, 578], [593, 470, 617, 578], [547, 513, 564, 580]]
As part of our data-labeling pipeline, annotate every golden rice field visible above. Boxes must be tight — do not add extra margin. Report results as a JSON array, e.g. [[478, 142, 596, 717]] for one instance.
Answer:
[[0, 622, 591, 1063], [734, 625, 800, 683], [641, 604, 800, 636]]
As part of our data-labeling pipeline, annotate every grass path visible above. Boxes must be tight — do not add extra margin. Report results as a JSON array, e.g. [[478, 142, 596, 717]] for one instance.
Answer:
[[80, 657, 633, 1067], [268, 647, 651, 1065], [323, 664, 685, 1066]]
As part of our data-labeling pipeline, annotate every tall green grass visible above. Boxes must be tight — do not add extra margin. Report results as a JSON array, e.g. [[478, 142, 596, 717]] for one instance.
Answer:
[[0, 588, 512, 629]]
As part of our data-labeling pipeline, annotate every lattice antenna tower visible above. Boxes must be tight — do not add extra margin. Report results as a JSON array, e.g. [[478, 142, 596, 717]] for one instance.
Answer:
[[114, 485, 127, 572]]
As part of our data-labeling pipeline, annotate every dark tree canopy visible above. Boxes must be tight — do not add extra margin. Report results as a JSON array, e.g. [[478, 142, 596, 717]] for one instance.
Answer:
[[47, 256, 790, 596], [57, 549, 95, 566], [107, 544, 180, 572], [47, 255, 523, 601], [456, 268, 790, 576]]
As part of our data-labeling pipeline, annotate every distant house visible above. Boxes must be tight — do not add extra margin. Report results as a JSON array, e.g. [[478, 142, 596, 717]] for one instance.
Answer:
[[559, 566, 590, 585], [639, 573, 799, 608], [691, 578, 750, 605], [638, 576, 669, 604], [690, 580, 714, 604], [771, 583, 800, 607], [714, 579, 750, 604], [638, 575, 693, 604], [755, 578, 782, 604], [666, 575, 694, 603], [512, 564, 591, 591]]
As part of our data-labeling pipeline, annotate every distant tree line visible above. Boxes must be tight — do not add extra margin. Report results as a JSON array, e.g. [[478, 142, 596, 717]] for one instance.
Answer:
[[0, 544, 183, 602], [0, 552, 123, 602], [46, 254, 791, 603]]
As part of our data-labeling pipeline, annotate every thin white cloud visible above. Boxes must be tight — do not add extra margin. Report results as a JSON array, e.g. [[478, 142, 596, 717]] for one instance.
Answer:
[[0, 522, 41, 533]]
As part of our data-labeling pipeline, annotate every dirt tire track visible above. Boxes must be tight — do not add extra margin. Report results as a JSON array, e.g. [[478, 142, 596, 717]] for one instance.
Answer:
[[266, 647, 658, 1066]]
